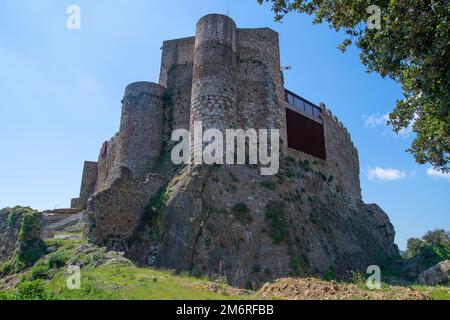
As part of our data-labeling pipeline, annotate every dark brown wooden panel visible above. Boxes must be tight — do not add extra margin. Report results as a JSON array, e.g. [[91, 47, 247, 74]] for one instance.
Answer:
[[286, 108, 326, 160]]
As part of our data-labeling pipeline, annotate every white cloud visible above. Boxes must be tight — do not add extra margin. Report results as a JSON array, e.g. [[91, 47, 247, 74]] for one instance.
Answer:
[[426, 168, 450, 181], [368, 167, 407, 181], [363, 113, 415, 138], [364, 113, 389, 128]]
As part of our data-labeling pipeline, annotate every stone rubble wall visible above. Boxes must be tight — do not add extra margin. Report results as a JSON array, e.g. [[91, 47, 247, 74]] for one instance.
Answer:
[[96, 133, 119, 192], [84, 167, 165, 250]]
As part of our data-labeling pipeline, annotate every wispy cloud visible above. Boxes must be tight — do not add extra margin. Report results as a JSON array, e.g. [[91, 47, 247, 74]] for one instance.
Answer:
[[368, 167, 407, 181], [363, 113, 414, 138], [426, 168, 450, 181], [364, 113, 389, 128]]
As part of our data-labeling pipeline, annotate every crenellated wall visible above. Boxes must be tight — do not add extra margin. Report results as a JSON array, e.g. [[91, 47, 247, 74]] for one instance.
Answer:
[[321, 104, 361, 205], [286, 101, 361, 206]]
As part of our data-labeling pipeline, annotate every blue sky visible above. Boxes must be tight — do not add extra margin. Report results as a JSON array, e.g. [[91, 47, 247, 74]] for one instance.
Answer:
[[0, 0, 448, 250]]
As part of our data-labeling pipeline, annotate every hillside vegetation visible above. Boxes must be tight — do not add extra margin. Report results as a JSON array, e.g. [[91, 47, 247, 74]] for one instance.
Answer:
[[0, 208, 448, 300]]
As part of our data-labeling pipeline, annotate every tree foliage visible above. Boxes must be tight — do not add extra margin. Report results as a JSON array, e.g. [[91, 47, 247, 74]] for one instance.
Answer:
[[405, 229, 450, 259], [258, 0, 449, 172]]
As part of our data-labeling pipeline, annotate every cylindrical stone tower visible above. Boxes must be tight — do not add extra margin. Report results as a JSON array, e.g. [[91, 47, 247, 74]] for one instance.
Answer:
[[116, 81, 165, 179], [190, 14, 238, 141]]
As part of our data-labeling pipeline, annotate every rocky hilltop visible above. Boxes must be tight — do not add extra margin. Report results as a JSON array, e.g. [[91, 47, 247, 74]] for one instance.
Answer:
[[62, 14, 401, 288]]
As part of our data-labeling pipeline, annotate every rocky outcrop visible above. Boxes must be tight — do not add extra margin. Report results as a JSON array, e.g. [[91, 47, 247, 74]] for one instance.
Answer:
[[417, 260, 450, 286], [149, 159, 399, 288], [0, 207, 45, 271], [66, 243, 134, 269]]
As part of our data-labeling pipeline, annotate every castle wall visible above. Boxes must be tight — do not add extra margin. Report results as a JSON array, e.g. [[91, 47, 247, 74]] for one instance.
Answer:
[[159, 37, 195, 131], [96, 133, 119, 192], [74, 14, 361, 209], [322, 106, 361, 205], [115, 82, 165, 180], [236, 28, 287, 146], [70, 161, 98, 209], [286, 101, 361, 206]]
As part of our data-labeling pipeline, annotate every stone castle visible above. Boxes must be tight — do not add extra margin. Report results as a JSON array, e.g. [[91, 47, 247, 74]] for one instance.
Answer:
[[70, 14, 398, 288]]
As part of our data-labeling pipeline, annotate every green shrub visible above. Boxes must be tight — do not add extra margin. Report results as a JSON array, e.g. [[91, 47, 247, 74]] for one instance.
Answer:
[[289, 257, 299, 272], [232, 203, 252, 225], [251, 264, 261, 274], [0, 290, 15, 300], [128, 186, 168, 245], [7, 210, 18, 228], [261, 180, 277, 190], [15, 239, 46, 270], [14, 209, 46, 269], [265, 201, 288, 244], [350, 271, 366, 287], [29, 264, 51, 280], [48, 251, 69, 269], [16, 280, 49, 300], [300, 160, 310, 172], [0, 260, 12, 276], [324, 270, 336, 281]]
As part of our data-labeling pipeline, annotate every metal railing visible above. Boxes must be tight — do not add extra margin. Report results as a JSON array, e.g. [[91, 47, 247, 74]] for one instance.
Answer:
[[285, 89, 323, 124]]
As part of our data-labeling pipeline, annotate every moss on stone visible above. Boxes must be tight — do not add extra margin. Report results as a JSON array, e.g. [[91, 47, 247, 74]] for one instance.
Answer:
[[127, 186, 168, 246], [13, 209, 46, 271], [264, 201, 288, 244]]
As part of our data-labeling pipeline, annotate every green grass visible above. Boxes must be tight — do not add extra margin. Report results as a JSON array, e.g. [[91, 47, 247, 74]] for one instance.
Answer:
[[349, 271, 450, 300], [1, 226, 448, 301], [45, 265, 250, 300], [412, 286, 450, 300]]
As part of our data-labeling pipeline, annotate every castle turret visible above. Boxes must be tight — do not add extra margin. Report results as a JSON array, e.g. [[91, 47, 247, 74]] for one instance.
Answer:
[[116, 82, 165, 179], [190, 14, 238, 137]]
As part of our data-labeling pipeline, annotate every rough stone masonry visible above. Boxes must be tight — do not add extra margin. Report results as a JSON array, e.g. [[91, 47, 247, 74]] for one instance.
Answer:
[[70, 14, 399, 288]]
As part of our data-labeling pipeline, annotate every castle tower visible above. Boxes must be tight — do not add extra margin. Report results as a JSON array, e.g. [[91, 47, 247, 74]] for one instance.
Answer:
[[190, 14, 238, 141], [70, 161, 98, 209], [116, 82, 165, 179]]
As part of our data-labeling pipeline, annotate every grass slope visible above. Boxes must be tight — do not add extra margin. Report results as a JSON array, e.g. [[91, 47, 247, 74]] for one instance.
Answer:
[[0, 229, 448, 300]]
